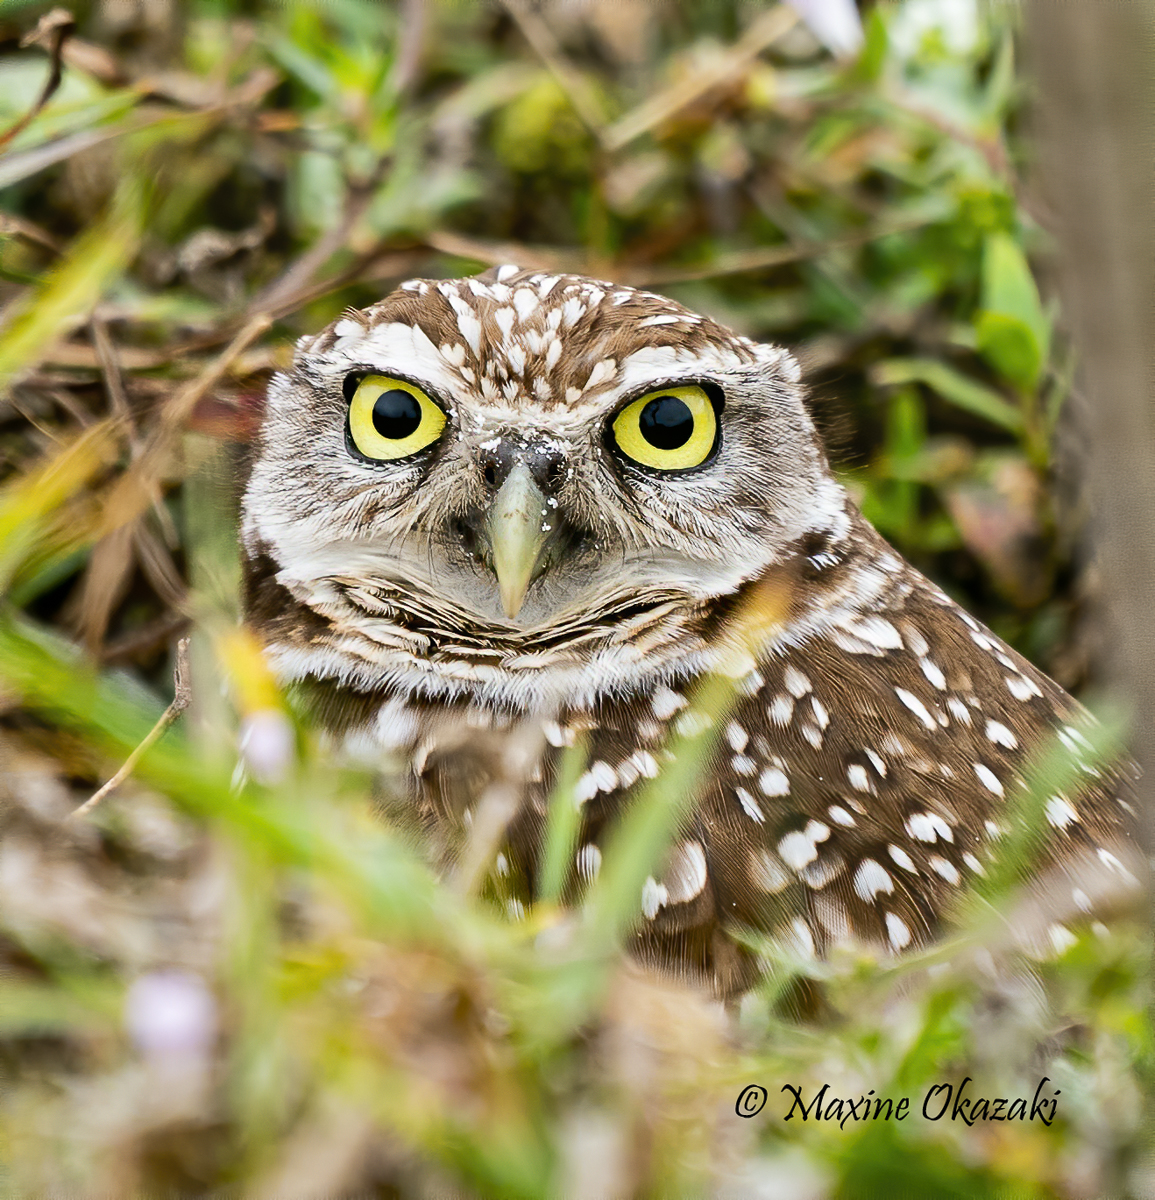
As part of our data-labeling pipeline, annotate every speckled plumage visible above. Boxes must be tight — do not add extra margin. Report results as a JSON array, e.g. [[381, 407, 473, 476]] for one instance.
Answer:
[[242, 265, 1137, 996]]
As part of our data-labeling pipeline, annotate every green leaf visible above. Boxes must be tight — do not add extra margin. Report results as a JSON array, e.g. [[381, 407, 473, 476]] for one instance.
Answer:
[[974, 309, 1042, 393], [976, 232, 1050, 388], [872, 358, 1024, 432]]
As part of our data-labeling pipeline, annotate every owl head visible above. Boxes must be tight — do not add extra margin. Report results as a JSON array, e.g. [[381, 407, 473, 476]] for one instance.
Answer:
[[242, 267, 850, 709]]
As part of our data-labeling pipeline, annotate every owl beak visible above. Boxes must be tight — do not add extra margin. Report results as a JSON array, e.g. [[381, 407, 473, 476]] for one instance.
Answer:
[[486, 462, 551, 620]]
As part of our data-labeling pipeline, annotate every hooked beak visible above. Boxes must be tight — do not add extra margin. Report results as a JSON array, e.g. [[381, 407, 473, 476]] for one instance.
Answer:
[[486, 463, 552, 619]]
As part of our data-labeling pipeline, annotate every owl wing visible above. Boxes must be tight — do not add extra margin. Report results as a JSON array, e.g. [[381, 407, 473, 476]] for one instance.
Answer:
[[554, 569, 1136, 992]]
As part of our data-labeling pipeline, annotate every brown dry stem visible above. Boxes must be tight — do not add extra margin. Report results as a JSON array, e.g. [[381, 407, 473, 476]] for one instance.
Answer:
[[69, 636, 191, 821]]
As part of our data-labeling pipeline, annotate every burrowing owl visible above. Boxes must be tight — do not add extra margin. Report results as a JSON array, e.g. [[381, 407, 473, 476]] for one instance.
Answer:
[[241, 266, 1136, 994]]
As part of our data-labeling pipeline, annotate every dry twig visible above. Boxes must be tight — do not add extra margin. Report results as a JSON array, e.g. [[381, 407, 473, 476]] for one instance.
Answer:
[[602, 5, 797, 152], [501, 0, 606, 140], [0, 8, 76, 153], [69, 636, 191, 820]]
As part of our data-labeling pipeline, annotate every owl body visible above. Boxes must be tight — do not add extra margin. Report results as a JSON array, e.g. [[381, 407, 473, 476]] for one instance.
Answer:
[[242, 266, 1135, 994]]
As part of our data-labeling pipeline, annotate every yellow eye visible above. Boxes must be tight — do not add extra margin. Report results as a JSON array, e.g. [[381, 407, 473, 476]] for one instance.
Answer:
[[610, 384, 718, 472], [347, 374, 446, 461]]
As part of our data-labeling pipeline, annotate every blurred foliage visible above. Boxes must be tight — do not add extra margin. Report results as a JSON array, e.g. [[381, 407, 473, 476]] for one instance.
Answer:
[[0, 0, 1147, 1195]]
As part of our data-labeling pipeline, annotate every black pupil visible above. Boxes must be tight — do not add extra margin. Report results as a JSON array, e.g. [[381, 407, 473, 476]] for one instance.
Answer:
[[371, 388, 422, 440], [638, 395, 694, 450]]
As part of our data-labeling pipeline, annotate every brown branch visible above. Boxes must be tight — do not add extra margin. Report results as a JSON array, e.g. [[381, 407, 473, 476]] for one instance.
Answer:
[[602, 5, 797, 153], [620, 218, 933, 286], [69, 636, 191, 821], [500, 0, 606, 141], [0, 8, 76, 153]]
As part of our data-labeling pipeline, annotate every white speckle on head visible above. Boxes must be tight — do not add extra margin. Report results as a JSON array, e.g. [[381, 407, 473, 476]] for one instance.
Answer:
[[810, 696, 830, 729], [985, 719, 1018, 748], [885, 912, 912, 950], [750, 848, 790, 893], [582, 357, 616, 392], [1072, 887, 1092, 913], [507, 898, 526, 920], [577, 843, 601, 882], [637, 314, 683, 328], [1045, 794, 1078, 829], [496, 263, 519, 281], [1006, 675, 1036, 701], [651, 685, 686, 720], [759, 766, 790, 797], [888, 844, 917, 872], [920, 658, 947, 690], [962, 852, 985, 876], [973, 763, 1004, 796], [946, 698, 973, 725], [664, 840, 708, 903], [726, 721, 748, 752], [512, 287, 538, 321], [736, 787, 765, 823], [903, 626, 930, 657], [767, 694, 795, 726], [906, 812, 954, 843], [641, 876, 668, 919], [784, 665, 812, 697], [929, 855, 960, 884], [846, 764, 873, 793], [495, 852, 509, 877], [894, 687, 937, 731], [456, 311, 482, 356], [828, 805, 856, 827], [801, 725, 825, 749], [853, 858, 894, 902], [494, 307, 515, 341], [864, 749, 887, 777]]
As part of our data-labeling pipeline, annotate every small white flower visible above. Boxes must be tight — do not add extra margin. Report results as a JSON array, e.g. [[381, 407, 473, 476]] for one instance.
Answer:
[[784, 0, 864, 58], [125, 971, 216, 1058], [239, 709, 295, 784]]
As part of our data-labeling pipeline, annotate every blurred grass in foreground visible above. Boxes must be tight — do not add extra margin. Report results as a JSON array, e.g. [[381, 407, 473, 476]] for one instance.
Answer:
[[0, 0, 1148, 1194]]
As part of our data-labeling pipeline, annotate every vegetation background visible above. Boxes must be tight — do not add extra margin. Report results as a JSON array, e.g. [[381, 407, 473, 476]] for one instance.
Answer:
[[0, 0, 1148, 1195]]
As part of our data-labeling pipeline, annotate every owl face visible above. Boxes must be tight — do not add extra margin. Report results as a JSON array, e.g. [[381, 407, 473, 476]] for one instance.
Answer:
[[242, 267, 849, 706]]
